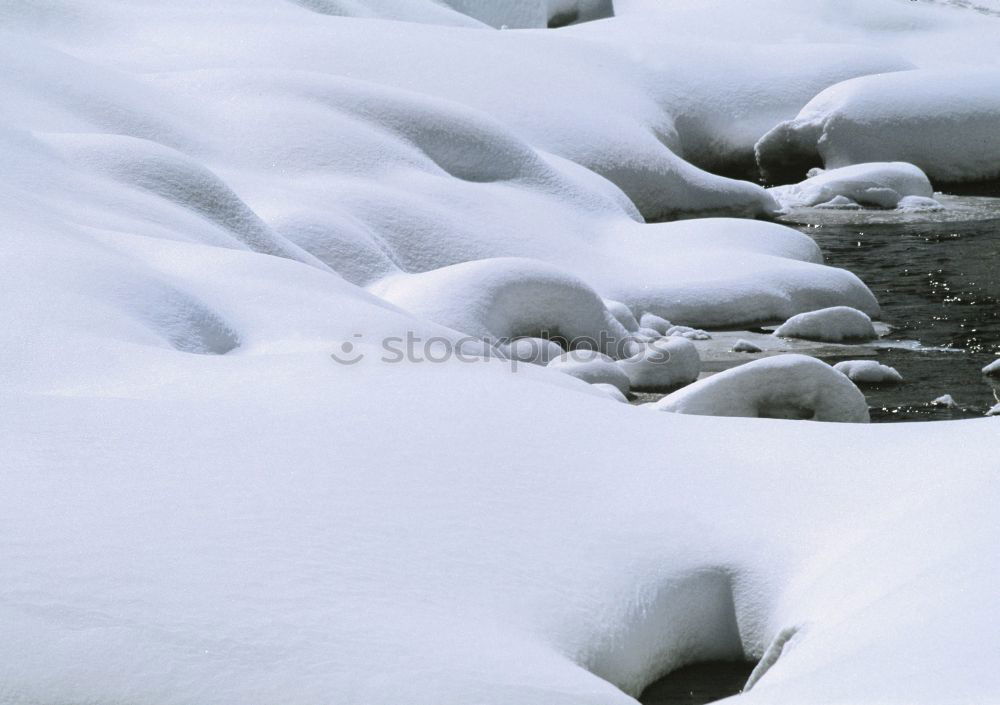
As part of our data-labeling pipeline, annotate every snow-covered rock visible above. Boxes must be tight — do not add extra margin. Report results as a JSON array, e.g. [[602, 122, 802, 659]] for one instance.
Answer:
[[371, 258, 630, 357], [666, 325, 711, 341], [639, 313, 672, 336], [932, 394, 960, 409], [834, 360, 904, 385], [775, 306, 878, 343], [499, 337, 564, 366], [983, 359, 1000, 377], [547, 349, 632, 394], [757, 70, 1000, 184], [733, 338, 763, 353], [656, 354, 870, 422], [617, 337, 701, 391], [732, 339, 763, 353], [988, 403, 1000, 417], [591, 382, 630, 402], [769, 163, 937, 210], [605, 300, 640, 332]]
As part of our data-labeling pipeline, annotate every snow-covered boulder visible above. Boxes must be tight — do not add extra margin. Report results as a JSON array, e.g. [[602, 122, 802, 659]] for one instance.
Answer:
[[666, 325, 711, 341], [591, 382, 630, 402], [732, 339, 763, 353], [547, 349, 632, 394], [932, 394, 960, 409], [656, 354, 870, 423], [372, 258, 630, 357], [639, 313, 672, 335], [769, 163, 937, 210], [774, 306, 877, 343], [833, 360, 904, 385], [605, 300, 640, 332], [499, 337, 564, 366], [983, 359, 1000, 377], [617, 337, 701, 391], [756, 70, 1000, 184]]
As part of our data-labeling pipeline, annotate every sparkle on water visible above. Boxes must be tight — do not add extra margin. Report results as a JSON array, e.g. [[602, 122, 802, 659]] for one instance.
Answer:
[[783, 194, 1000, 422]]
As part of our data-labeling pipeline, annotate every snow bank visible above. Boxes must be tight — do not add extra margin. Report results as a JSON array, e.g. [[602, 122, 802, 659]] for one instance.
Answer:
[[775, 306, 878, 343], [834, 360, 904, 385], [983, 359, 1000, 377], [757, 70, 1000, 184], [4, 2, 1000, 705], [656, 354, 870, 423], [617, 337, 701, 391], [769, 163, 937, 210]]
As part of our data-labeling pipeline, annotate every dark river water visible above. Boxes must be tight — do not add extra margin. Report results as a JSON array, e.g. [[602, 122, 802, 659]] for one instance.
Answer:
[[787, 198, 1000, 422], [639, 661, 757, 705]]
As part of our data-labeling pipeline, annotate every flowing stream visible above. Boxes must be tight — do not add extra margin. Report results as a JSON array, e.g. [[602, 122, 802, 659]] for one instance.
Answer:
[[783, 195, 1000, 421]]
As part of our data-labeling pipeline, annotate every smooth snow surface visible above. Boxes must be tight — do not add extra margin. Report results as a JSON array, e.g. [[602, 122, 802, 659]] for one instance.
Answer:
[[656, 355, 871, 423], [775, 307, 878, 343], [834, 360, 905, 385], [769, 163, 937, 210], [4, 1, 1000, 704]]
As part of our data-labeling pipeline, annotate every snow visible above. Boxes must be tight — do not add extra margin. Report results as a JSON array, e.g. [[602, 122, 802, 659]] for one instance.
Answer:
[[617, 337, 702, 391], [639, 313, 672, 336], [3, 1, 1000, 704], [775, 306, 878, 343], [932, 394, 960, 408], [500, 337, 566, 366], [757, 70, 1000, 184], [733, 339, 764, 354], [547, 349, 633, 394], [982, 358, 1000, 376], [656, 354, 871, 423], [769, 163, 938, 211], [834, 360, 905, 385]]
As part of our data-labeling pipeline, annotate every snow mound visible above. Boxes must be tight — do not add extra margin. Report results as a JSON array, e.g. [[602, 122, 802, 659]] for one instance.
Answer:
[[834, 360, 904, 385], [656, 354, 870, 422], [499, 337, 565, 366], [617, 337, 701, 391], [982, 359, 1000, 377], [667, 325, 711, 341], [547, 350, 632, 394], [732, 339, 763, 353], [756, 70, 1000, 184], [769, 163, 938, 210], [932, 394, 960, 408], [591, 382, 630, 402], [605, 300, 640, 332], [988, 403, 1000, 417], [371, 258, 629, 356], [639, 313, 672, 336], [775, 306, 877, 343]]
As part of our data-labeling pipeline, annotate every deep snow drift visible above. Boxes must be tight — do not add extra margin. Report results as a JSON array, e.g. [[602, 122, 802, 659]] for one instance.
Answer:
[[3, 1, 1000, 704]]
